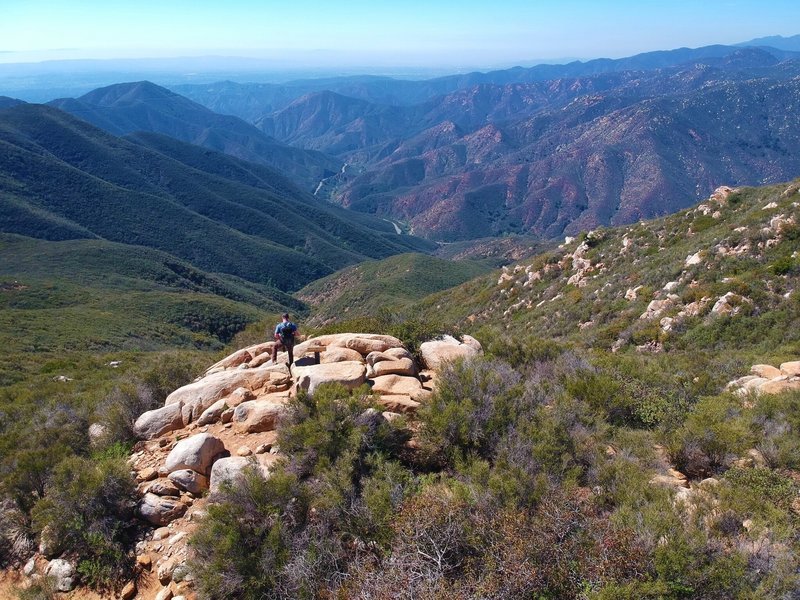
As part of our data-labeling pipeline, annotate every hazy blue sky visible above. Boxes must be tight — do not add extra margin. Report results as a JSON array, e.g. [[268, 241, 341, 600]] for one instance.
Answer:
[[2, 0, 799, 67]]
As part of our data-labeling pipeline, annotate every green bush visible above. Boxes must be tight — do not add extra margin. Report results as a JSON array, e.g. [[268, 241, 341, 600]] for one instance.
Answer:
[[30, 455, 137, 589]]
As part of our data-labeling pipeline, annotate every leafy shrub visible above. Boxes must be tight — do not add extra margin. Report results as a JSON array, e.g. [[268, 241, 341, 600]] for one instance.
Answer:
[[670, 395, 752, 478], [30, 455, 137, 589]]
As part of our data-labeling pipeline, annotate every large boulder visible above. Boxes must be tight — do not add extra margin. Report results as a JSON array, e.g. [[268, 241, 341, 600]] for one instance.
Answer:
[[45, 559, 77, 592], [369, 357, 416, 378], [780, 361, 800, 376], [204, 348, 253, 373], [296, 334, 403, 358], [168, 470, 209, 495], [233, 400, 285, 434], [134, 402, 185, 440], [419, 335, 483, 371], [751, 364, 782, 379], [164, 433, 226, 476], [165, 363, 290, 424], [320, 347, 364, 364], [293, 361, 367, 396], [138, 493, 187, 526], [370, 374, 424, 397], [209, 456, 276, 494], [758, 378, 800, 395], [197, 399, 228, 426]]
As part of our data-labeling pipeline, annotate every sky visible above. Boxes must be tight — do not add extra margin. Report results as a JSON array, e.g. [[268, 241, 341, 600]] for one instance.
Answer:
[[1, 0, 799, 68]]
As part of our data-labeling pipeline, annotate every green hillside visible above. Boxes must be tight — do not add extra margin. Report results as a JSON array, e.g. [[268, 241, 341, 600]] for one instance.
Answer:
[[0, 104, 434, 292], [415, 181, 800, 359], [298, 252, 491, 325], [0, 233, 307, 384]]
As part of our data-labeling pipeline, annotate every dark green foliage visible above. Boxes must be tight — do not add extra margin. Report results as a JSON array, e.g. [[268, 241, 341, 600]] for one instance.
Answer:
[[0, 104, 434, 293]]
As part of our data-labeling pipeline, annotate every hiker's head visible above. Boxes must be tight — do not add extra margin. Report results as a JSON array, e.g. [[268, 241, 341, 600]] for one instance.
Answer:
[[282, 313, 290, 321]]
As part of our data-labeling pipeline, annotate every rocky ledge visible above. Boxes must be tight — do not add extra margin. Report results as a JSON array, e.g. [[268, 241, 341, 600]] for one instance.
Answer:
[[42, 333, 482, 600]]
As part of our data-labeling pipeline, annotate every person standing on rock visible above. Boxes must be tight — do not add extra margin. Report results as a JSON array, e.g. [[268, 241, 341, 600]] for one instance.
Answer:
[[271, 313, 299, 367]]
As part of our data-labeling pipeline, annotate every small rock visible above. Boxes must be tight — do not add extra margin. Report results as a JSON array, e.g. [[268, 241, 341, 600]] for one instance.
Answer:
[[88, 422, 110, 447], [237, 446, 253, 457], [45, 559, 77, 592], [137, 467, 159, 483], [155, 586, 174, 600], [168, 532, 188, 546], [139, 493, 187, 526], [158, 558, 177, 584], [197, 399, 228, 426], [137, 553, 153, 570], [148, 479, 181, 497], [220, 408, 234, 424], [23, 557, 37, 577], [255, 443, 271, 454], [168, 469, 209, 495], [121, 580, 137, 600]]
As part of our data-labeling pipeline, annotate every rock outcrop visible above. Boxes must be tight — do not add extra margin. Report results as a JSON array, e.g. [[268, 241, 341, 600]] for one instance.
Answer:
[[121, 331, 475, 600], [419, 335, 483, 370]]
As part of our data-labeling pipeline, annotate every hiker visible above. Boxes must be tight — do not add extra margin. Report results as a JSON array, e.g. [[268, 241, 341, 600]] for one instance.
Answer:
[[271, 313, 299, 366]]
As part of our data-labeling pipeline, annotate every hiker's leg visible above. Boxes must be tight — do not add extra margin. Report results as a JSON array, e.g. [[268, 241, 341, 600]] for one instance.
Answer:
[[287, 342, 294, 366], [271, 341, 281, 363]]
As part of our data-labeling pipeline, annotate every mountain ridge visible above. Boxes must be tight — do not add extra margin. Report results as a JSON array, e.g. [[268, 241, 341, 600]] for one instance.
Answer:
[[48, 81, 342, 191]]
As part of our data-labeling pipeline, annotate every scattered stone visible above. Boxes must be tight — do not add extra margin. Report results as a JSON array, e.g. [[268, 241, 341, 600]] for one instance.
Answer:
[[45, 559, 77, 592], [210, 456, 272, 494], [225, 387, 256, 407], [168, 469, 209, 495], [88, 422, 110, 447], [685, 252, 702, 266], [164, 433, 226, 476], [137, 553, 153, 570], [153, 527, 171, 541], [23, 557, 36, 577], [121, 580, 137, 600], [155, 585, 174, 600], [220, 408, 234, 424], [237, 446, 253, 457], [377, 395, 421, 413], [137, 467, 159, 483], [320, 347, 364, 363], [368, 357, 417, 378], [157, 559, 177, 584], [369, 374, 423, 397]]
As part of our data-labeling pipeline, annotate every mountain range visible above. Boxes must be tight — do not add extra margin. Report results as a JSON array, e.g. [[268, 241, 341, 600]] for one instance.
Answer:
[[24, 41, 800, 243]]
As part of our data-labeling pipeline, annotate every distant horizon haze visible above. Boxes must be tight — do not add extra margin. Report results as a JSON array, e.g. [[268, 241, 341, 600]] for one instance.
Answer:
[[2, 0, 799, 68]]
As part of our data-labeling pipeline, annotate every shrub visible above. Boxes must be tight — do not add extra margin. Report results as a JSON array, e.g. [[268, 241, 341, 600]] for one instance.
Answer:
[[30, 455, 137, 589], [670, 395, 752, 478]]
